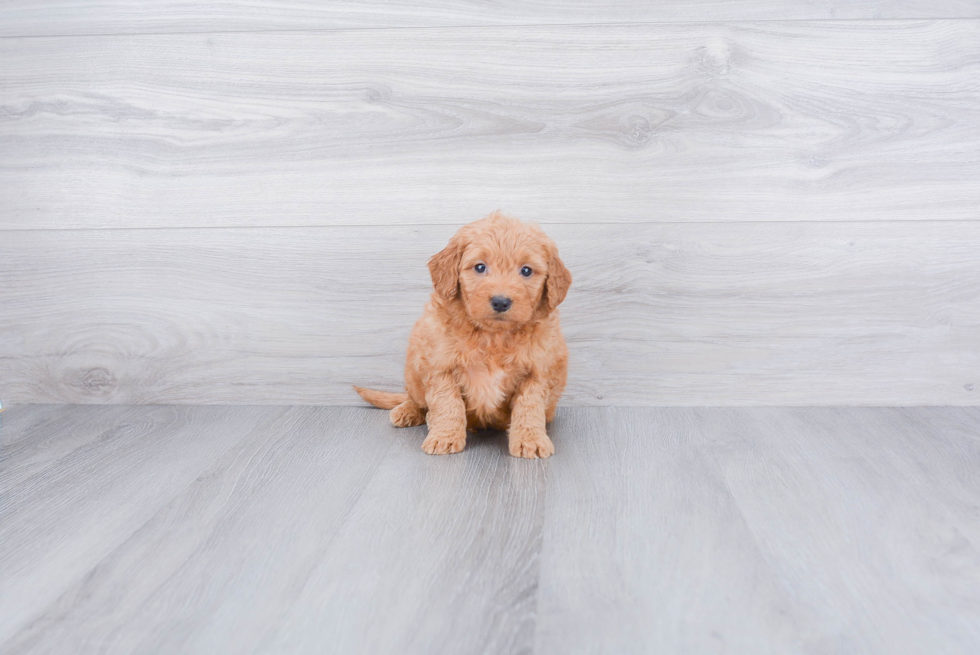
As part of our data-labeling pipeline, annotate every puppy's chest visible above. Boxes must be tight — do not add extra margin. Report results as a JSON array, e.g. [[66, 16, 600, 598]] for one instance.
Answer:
[[460, 362, 517, 413]]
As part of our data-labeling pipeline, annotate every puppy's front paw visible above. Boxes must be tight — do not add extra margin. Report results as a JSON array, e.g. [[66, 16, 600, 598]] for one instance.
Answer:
[[421, 430, 466, 455], [509, 430, 555, 459]]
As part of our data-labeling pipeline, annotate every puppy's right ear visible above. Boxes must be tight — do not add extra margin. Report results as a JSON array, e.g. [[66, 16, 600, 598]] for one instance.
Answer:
[[428, 234, 463, 300]]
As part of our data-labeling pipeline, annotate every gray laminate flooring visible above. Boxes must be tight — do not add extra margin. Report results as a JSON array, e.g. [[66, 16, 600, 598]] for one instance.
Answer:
[[1, 405, 978, 654]]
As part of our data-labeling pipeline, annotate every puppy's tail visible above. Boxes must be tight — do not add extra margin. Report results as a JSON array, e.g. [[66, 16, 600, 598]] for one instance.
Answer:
[[353, 386, 408, 410]]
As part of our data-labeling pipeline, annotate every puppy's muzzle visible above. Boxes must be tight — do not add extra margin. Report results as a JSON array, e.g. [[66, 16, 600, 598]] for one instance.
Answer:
[[491, 296, 513, 313]]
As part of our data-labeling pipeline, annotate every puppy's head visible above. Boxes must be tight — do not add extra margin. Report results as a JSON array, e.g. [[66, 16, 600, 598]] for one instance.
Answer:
[[428, 211, 571, 330]]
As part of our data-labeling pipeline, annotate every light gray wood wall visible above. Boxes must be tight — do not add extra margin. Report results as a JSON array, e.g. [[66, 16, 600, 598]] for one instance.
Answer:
[[2, 2, 978, 37], [3, 22, 980, 230], [1, 5, 978, 406]]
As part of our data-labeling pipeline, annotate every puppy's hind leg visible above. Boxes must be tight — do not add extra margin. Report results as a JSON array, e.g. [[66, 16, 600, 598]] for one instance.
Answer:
[[390, 399, 426, 427]]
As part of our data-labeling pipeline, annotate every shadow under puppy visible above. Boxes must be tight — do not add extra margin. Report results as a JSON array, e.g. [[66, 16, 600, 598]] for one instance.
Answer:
[[355, 211, 571, 458]]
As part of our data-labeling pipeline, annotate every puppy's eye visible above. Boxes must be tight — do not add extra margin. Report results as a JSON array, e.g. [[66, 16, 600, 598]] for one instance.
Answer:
[[474, 263, 487, 274], [520, 266, 533, 277]]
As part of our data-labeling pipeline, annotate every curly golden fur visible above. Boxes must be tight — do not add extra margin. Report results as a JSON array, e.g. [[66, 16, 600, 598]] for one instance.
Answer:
[[355, 211, 571, 458]]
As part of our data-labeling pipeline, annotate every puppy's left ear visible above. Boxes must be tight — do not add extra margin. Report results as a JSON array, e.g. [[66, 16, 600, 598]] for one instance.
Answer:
[[428, 234, 464, 300], [545, 244, 572, 310]]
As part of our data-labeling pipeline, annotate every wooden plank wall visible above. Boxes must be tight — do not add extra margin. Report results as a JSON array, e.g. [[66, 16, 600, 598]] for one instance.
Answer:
[[2, 2, 978, 36], [1, 4, 978, 406]]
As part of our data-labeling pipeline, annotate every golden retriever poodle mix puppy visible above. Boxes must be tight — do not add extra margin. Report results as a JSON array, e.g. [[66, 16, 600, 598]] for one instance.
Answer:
[[355, 211, 571, 458]]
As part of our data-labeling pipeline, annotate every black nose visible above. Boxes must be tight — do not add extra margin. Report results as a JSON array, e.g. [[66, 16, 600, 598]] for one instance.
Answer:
[[490, 296, 512, 313]]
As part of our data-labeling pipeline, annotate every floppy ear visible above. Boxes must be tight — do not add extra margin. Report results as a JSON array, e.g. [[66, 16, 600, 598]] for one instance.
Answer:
[[428, 234, 464, 300], [545, 245, 572, 310]]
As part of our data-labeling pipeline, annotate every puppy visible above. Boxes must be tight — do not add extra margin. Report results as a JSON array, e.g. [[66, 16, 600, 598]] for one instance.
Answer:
[[355, 211, 571, 458]]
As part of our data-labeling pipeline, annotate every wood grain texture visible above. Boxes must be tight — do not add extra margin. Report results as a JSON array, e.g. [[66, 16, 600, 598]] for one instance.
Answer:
[[2, 222, 978, 406], [1, 406, 397, 654], [0, 404, 134, 493], [534, 406, 980, 654], [535, 407, 809, 653], [0, 405, 283, 646], [2, 21, 978, 230], [2, 405, 979, 653], [258, 428, 545, 655], [2, 1, 978, 37], [695, 407, 980, 653]]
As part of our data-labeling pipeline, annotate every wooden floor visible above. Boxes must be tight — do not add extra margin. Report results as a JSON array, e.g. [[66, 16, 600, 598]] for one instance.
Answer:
[[2, 405, 979, 653]]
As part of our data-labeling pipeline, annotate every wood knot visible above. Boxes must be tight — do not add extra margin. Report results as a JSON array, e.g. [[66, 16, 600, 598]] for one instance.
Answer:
[[75, 367, 117, 395], [625, 115, 652, 146], [696, 40, 734, 77]]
